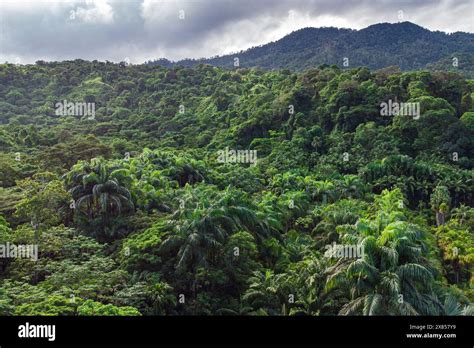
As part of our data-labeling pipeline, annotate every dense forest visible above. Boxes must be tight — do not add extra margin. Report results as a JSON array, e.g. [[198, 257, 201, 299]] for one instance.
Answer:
[[149, 22, 474, 78], [0, 60, 473, 315]]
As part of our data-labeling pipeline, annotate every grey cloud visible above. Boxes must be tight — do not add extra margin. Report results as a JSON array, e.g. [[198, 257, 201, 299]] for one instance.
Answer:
[[0, 0, 472, 64]]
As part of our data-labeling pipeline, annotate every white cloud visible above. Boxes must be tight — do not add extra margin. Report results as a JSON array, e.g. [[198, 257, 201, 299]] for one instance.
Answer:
[[73, 0, 114, 24]]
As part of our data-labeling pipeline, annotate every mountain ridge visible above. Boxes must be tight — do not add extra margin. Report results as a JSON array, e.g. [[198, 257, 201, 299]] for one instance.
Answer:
[[148, 22, 474, 76]]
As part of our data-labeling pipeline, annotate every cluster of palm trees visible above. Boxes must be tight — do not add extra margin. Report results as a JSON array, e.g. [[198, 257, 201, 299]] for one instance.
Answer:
[[158, 186, 272, 273], [64, 150, 208, 239], [60, 152, 472, 316], [237, 189, 472, 316], [326, 189, 471, 315], [270, 172, 368, 203], [362, 155, 473, 207]]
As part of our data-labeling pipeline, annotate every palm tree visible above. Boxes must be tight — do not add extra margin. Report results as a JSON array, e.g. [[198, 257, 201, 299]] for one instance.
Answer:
[[441, 294, 474, 315], [280, 190, 310, 232], [255, 192, 284, 234], [242, 269, 285, 315], [164, 157, 206, 187], [327, 222, 438, 315], [159, 186, 265, 274], [313, 180, 335, 204], [450, 205, 472, 226], [66, 158, 134, 240], [339, 175, 366, 199], [326, 190, 441, 315], [285, 255, 331, 315], [430, 185, 451, 227], [117, 161, 172, 212]]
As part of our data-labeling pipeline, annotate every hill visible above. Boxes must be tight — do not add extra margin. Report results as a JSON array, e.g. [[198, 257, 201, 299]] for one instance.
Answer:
[[148, 22, 474, 76]]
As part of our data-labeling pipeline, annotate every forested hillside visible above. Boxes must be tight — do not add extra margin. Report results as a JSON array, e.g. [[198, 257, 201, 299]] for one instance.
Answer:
[[0, 60, 473, 315], [148, 22, 474, 77]]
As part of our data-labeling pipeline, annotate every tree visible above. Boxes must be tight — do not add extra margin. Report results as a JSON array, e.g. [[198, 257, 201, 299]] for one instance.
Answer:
[[430, 185, 451, 227], [77, 300, 141, 316], [66, 158, 134, 241], [0, 58, 473, 317], [460, 111, 474, 132], [14, 172, 71, 227], [158, 186, 264, 275], [326, 190, 442, 315]]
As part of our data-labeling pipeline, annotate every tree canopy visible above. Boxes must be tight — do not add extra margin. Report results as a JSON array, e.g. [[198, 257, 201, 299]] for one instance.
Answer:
[[0, 60, 472, 316]]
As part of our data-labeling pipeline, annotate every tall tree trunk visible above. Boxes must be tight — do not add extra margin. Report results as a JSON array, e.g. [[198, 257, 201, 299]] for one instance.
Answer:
[[435, 210, 445, 227]]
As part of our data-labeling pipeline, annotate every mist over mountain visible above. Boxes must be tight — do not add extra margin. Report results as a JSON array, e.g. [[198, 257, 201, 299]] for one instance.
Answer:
[[148, 22, 474, 76]]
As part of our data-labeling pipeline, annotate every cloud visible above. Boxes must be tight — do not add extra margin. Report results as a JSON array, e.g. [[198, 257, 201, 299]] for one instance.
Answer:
[[0, 0, 472, 64], [73, 0, 115, 24]]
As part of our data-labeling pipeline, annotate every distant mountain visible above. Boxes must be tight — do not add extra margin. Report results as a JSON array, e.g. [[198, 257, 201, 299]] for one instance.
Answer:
[[426, 52, 474, 77], [148, 22, 474, 76]]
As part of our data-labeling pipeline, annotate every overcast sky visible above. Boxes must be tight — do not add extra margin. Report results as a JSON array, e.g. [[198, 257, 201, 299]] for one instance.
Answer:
[[0, 0, 473, 64]]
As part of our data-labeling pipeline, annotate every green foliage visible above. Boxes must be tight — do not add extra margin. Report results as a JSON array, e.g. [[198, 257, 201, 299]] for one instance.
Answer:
[[66, 158, 134, 241], [14, 172, 71, 227], [77, 300, 141, 316], [460, 112, 474, 132], [0, 60, 472, 316]]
